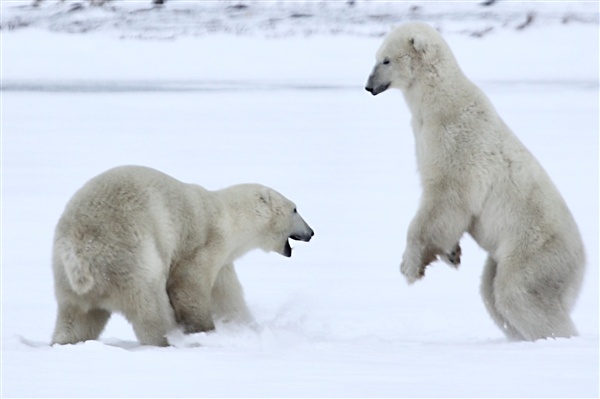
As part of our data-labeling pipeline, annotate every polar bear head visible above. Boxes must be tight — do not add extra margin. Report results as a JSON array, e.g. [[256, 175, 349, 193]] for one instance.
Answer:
[[225, 184, 314, 258], [365, 22, 456, 95], [257, 186, 314, 257]]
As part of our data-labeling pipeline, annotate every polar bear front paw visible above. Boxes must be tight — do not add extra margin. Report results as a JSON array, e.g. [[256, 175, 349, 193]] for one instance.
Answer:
[[400, 250, 425, 284], [400, 259, 425, 284], [440, 243, 461, 268]]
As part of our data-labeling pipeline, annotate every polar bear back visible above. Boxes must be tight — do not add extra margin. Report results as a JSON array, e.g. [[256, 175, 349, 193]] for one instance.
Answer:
[[53, 165, 214, 295]]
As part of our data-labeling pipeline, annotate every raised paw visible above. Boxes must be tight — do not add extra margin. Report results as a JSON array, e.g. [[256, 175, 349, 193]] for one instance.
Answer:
[[400, 258, 425, 284], [440, 243, 461, 268]]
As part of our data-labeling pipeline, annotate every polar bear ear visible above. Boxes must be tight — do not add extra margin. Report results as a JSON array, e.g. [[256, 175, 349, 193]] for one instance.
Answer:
[[258, 187, 271, 206], [255, 187, 273, 218], [410, 34, 428, 54]]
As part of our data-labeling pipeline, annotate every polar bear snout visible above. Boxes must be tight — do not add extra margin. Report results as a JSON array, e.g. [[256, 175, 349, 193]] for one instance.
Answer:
[[365, 79, 390, 96], [290, 213, 314, 242], [365, 64, 392, 96], [290, 229, 314, 242], [280, 214, 314, 257]]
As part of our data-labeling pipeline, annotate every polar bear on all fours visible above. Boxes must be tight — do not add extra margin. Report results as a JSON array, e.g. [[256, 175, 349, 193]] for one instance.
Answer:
[[51, 165, 314, 346], [366, 22, 585, 341]]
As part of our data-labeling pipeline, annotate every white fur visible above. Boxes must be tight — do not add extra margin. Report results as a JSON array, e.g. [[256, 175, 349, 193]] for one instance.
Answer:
[[366, 22, 585, 341], [51, 165, 313, 346]]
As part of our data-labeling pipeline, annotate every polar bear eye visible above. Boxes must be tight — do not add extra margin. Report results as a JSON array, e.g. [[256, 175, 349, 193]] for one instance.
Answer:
[[382, 58, 390, 65], [293, 208, 297, 213]]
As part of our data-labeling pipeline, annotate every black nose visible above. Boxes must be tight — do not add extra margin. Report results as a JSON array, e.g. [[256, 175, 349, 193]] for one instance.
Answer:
[[365, 86, 374, 93]]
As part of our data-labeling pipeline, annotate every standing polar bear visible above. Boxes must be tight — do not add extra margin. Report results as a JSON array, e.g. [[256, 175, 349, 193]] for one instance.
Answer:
[[51, 165, 314, 346], [366, 22, 585, 341]]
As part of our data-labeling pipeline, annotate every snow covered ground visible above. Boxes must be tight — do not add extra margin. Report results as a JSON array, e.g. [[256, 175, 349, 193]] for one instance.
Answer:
[[1, 0, 598, 38], [1, 2, 599, 397]]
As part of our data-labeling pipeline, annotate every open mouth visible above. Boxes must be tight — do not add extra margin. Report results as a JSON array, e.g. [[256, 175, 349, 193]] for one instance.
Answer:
[[283, 234, 313, 257], [283, 239, 293, 257], [282, 230, 314, 258]]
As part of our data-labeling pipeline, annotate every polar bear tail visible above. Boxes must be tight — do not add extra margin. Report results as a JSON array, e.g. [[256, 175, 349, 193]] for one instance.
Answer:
[[56, 238, 95, 295]]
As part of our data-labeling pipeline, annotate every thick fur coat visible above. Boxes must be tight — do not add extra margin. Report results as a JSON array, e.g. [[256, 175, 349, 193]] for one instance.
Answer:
[[52, 165, 313, 346], [366, 22, 585, 341]]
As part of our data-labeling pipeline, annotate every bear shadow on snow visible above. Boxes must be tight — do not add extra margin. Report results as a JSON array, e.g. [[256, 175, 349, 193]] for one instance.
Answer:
[[51, 165, 313, 346], [366, 22, 585, 341]]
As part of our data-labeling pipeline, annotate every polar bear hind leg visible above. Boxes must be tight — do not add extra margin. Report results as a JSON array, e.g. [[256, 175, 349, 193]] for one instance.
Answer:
[[51, 250, 112, 345], [491, 256, 578, 341], [119, 285, 176, 346], [118, 242, 177, 346], [480, 256, 524, 340], [52, 304, 111, 345]]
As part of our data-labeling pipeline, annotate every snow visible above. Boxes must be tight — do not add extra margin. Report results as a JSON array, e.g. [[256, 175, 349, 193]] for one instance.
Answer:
[[1, 2, 599, 397], [1, 1, 598, 38]]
